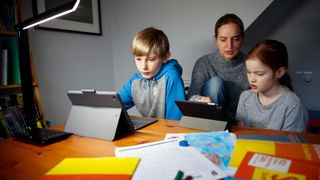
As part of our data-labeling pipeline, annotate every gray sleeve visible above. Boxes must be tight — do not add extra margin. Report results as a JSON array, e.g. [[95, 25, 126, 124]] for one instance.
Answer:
[[282, 101, 309, 132], [187, 57, 213, 99], [235, 91, 247, 123]]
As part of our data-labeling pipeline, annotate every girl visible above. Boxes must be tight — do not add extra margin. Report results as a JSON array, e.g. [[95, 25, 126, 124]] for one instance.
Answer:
[[235, 39, 308, 132]]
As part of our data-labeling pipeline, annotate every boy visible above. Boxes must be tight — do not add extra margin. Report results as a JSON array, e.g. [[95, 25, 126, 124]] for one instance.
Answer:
[[118, 27, 185, 120]]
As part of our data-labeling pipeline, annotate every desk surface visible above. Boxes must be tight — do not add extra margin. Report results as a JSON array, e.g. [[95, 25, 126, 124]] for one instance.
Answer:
[[1, 120, 319, 179]]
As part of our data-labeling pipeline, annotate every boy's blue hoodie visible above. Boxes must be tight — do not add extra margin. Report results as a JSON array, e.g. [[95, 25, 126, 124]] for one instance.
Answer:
[[118, 59, 185, 120]]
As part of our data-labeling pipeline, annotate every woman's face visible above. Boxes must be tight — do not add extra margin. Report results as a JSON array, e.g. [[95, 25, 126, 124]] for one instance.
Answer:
[[215, 23, 243, 60]]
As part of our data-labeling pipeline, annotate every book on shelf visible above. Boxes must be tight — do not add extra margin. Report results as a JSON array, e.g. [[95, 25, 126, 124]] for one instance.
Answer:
[[34, 102, 44, 128], [40, 157, 140, 180], [233, 151, 320, 179], [13, 93, 43, 127], [0, 0, 18, 31], [229, 139, 320, 169], [0, 105, 28, 137], [0, 14, 6, 31], [0, 39, 20, 86], [4, 38, 20, 85], [0, 1, 11, 31], [0, 49, 8, 85], [1, 108, 19, 136], [7, 106, 28, 135], [0, 111, 9, 138], [0, 94, 43, 138], [1, 0, 20, 86]]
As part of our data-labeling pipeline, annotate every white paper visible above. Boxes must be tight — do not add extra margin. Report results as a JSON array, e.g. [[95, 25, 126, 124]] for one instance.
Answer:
[[248, 153, 291, 172], [115, 139, 227, 180], [164, 133, 185, 140]]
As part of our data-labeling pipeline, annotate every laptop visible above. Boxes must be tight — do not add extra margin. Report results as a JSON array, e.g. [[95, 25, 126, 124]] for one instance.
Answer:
[[15, 128, 73, 146], [64, 89, 158, 141], [175, 100, 228, 131]]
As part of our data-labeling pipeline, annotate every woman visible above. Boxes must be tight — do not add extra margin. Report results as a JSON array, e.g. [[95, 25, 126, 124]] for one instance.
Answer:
[[187, 13, 249, 121]]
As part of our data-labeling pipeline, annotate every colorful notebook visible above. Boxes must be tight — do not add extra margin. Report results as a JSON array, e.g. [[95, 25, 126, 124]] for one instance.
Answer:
[[40, 157, 140, 180], [229, 139, 320, 168], [234, 151, 320, 179]]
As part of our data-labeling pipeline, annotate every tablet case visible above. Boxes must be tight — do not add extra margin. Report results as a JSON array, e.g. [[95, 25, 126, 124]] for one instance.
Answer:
[[65, 90, 134, 141], [175, 100, 228, 131]]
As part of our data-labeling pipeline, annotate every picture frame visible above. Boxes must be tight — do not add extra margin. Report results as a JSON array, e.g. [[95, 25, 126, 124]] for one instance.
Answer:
[[32, 0, 102, 35]]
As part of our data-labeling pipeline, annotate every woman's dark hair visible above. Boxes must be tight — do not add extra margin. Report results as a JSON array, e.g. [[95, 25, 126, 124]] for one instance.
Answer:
[[245, 39, 294, 91], [214, 13, 244, 38]]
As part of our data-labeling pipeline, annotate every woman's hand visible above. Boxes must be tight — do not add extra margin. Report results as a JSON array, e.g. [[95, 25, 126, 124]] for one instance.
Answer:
[[197, 96, 212, 103], [190, 95, 213, 103]]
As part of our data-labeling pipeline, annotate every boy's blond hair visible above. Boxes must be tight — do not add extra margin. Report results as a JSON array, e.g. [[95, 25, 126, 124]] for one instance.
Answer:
[[131, 27, 170, 59]]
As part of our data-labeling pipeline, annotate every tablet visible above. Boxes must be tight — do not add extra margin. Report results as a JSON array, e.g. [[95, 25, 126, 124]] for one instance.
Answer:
[[65, 90, 157, 141], [175, 100, 228, 131]]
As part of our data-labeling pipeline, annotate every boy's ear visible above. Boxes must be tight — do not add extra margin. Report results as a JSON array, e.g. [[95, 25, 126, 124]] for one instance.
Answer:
[[276, 67, 286, 78], [162, 52, 171, 63]]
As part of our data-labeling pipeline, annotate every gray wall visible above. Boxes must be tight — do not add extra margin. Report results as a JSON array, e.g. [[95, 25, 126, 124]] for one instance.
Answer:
[[25, 0, 272, 125], [243, 0, 320, 112], [25, 0, 116, 125], [267, 0, 320, 111]]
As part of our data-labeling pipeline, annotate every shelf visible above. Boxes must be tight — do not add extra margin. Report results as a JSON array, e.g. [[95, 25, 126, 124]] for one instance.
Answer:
[[0, 31, 17, 39], [0, 84, 21, 95]]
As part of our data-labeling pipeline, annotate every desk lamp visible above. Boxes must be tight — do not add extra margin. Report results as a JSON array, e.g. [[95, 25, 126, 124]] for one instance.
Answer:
[[14, 0, 80, 145]]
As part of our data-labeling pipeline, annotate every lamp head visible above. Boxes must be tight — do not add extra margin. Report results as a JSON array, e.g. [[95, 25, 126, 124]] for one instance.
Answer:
[[16, 0, 80, 31]]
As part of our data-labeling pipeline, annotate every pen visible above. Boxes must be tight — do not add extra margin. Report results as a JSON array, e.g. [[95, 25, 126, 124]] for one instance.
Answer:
[[174, 170, 184, 180]]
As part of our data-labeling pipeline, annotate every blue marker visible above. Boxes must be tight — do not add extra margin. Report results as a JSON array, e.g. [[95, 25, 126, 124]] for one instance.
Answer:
[[179, 140, 189, 147]]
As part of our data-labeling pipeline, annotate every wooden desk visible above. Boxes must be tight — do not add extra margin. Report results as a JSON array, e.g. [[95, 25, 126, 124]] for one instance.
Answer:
[[0, 120, 319, 179]]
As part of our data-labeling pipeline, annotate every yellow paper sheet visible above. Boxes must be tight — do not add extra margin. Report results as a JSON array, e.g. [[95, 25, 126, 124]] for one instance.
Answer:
[[229, 139, 276, 168], [46, 157, 140, 175]]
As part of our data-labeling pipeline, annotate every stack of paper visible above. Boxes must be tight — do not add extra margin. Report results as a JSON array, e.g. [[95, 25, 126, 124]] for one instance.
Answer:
[[40, 157, 140, 180], [115, 139, 228, 180]]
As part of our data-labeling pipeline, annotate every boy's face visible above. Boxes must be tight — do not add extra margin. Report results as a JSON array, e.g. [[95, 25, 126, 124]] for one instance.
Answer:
[[134, 53, 167, 79]]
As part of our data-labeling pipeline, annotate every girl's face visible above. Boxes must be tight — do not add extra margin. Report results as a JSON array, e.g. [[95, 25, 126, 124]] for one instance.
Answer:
[[215, 23, 243, 60], [245, 58, 284, 94]]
